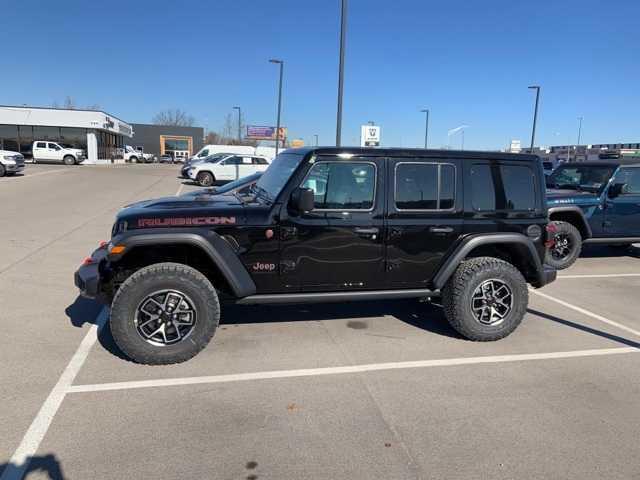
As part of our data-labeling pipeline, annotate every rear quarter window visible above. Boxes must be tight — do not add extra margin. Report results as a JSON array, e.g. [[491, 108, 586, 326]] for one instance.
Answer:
[[471, 163, 536, 211]]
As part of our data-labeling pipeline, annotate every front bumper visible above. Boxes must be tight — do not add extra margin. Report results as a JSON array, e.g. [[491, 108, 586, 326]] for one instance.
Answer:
[[74, 246, 109, 301], [4, 163, 24, 172], [535, 265, 557, 288]]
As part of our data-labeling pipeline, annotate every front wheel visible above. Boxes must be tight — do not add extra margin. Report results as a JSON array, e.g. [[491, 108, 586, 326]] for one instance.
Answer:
[[63, 155, 76, 166], [442, 257, 528, 341], [110, 263, 220, 365], [196, 171, 214, 187], [545, 221, 582, 270]]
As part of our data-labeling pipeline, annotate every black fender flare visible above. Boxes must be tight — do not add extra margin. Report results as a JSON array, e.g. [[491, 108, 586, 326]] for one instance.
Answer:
[[109, 231, 256, 298], [547, 206, 593, 238], [432, 233, 547, 289]]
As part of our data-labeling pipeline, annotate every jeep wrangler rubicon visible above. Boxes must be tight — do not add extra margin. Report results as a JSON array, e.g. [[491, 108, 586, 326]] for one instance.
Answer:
[[545, 159, 640, 269], [75, 147, 556, 364]]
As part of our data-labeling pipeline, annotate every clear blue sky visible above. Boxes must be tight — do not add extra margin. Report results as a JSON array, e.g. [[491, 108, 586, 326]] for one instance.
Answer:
[[2, 0, 638, 150]]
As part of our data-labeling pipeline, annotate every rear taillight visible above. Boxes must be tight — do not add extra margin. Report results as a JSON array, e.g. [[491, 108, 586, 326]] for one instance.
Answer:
[[545, 223, 557, 248]]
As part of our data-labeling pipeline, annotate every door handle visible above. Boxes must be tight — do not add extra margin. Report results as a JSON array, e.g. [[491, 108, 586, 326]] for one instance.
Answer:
[[429, 226, 454, 234], [354, 227, 379, 239]]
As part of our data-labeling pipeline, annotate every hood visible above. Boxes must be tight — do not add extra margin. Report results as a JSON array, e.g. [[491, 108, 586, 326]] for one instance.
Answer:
[[0, 149, 22, 157], [546, 188, 600, 205], [114, 193, 270, 232]]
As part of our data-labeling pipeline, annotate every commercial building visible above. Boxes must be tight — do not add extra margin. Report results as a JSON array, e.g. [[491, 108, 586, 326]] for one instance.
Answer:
[[0, 105, 133, 163], [129, 123, 203, 162]]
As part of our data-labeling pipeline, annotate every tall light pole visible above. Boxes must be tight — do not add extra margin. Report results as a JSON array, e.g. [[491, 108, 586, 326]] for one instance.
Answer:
[[233, 106, 241, 142], [420, 108, 429, 148], [269, 59, 284, 155], [336, 0, 348, 146], [314, 134, 319, 146], [528, 85, 540, 152]]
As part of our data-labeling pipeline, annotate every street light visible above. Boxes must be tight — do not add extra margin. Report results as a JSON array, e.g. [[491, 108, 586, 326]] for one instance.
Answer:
[[420, 108, 429, 148], [577, 116, 583, 146], [314, 134, 319, 146], [232, 106, 241, 142], [336, 0, 348, 146], [269, 59, 284, 156], [528, 85, 541, 152]]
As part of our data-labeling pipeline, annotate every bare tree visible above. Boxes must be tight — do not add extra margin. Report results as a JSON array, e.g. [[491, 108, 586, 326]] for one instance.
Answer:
[[152, 109, 195, 127]]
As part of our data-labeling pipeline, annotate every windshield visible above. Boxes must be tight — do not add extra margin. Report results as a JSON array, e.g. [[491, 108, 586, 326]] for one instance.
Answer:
[[547, 165, 615, 193], [215, 172, 262, 194], [254, 152, 304, 201]]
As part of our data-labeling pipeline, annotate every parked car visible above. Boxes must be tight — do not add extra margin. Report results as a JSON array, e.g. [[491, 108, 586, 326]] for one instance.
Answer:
[[158, 154, 175, 164], [180, 172, 263, 198], [189, 144, 276, 162], [0, 149, 25, 177], [180, 153, 234, 178], [187, 154, 270, 186], [546, 159, 640, 269], [32, 141, 85, 165], [75, 147, 556, 364]]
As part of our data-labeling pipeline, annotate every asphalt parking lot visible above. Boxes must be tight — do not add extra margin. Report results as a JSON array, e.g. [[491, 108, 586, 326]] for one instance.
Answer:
[[1, 164, 639, 479]]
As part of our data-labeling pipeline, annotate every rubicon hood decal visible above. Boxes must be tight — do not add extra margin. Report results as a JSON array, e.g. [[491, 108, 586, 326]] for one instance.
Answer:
[[137, 216, 237, 228]]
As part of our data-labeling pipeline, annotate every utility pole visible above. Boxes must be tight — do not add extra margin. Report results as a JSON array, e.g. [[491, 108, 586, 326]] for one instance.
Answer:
[[233, 106, 241, 142], [336, 0, 347, 146], [577, 116, 583, 146], [528, 85, 541, 152], [269, 59, 284, 155], [420, 109, 429, 148], [314, 134, 319, 146]]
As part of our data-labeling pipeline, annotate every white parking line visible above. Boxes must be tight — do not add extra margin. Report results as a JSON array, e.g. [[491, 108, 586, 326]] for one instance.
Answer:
[[1, 308, 108, 480], [531, 289, 640, 338], [175, 183, 185, 196], [557, 273, 640, 279], [67, 347, 638, 394], [10, 169, 68, 180]]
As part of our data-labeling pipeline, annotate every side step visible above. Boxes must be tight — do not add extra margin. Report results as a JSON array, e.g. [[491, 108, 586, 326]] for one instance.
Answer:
[[236, 288, 439, 305], [583, 237, 640, 244]]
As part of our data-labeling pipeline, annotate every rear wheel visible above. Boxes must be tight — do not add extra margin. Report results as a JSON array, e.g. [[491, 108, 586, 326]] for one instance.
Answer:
[[196, 171, 214, 187], [545, 221, 582, 270], [442, 257, 528, 341], [63, 155, 76, 166], [0, 164, 5, 177], [110, 262, 220, 365]]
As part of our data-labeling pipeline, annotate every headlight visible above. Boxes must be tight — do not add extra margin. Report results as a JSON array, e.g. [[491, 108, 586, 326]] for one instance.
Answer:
[[3, 155, 17, 162]]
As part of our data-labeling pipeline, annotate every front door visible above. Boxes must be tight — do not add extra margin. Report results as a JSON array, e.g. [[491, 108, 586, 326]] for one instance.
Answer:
[[604, 166, 640, 236], [385, 158, 463, 288], [279, 155, 385, 291], [47, 143, 63, 161]]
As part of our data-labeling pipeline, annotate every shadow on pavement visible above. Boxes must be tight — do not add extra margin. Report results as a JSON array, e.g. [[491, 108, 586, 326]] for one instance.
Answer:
[[580, 244, 640, 260], [0, 453, 65, 479], [64, 296, 128, 361], [528, 308, 640, 349], [222, 299, 464, 339]]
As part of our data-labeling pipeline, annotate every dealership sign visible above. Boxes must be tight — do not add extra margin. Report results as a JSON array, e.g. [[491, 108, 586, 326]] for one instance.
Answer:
[[246, 125, 287, 141], [360, 125, 381, 147]]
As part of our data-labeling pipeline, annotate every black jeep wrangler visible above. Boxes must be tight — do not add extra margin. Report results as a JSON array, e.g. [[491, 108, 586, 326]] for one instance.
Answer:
[[75, 148, 556, 364]]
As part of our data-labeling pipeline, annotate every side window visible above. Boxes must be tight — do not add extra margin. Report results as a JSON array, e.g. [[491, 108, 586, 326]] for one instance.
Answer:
[[252, 157, 268, 165], [471, 163, 536, 211], [242, 157, 252, 164], [394, 163, 456, 210], [613, 168, 640, 194], [302, 162, 375, 210], [48, 143, 61, 150], [223, 156, 242, 165], [199, 149, 209, 157], [36, 142, 46, 148]]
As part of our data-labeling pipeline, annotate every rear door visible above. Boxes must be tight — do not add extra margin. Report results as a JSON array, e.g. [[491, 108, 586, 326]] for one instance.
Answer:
[[385, 158, 463, 288], [605, 166, 640, 236], [33, 142, 47, 160], [217, 155, 242, 181]]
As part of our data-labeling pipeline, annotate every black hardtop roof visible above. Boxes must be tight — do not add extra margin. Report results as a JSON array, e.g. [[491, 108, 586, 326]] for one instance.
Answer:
[[288, 147, 538, 162]]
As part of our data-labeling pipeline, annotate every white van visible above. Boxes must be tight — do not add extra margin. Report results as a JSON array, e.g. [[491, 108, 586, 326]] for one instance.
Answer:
[[190, 145, 277, 162], [32, 141, 85, 165]]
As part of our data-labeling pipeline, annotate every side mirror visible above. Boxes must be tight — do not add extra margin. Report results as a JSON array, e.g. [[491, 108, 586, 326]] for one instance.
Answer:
[[608, 183, 625, 198], [290, 187, 315, 213]]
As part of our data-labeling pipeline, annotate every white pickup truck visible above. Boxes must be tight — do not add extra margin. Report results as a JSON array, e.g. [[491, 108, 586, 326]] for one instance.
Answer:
[[32, 141, 85, 165], [0, 149, 25, 177], [124, 145, 155, 163]]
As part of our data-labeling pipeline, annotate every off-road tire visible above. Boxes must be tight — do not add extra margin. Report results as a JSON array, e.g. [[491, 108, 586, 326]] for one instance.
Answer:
[[0, 164, 5, 177], [545, 221, 581, 270], [197, 171, 215, 187], [110, 262, 220, 365], [63, 155, 76, 166], [442, 257, 528, 341]]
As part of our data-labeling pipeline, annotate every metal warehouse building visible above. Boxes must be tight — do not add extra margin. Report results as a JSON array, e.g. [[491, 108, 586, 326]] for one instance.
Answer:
[[0, 105, 133, 163]]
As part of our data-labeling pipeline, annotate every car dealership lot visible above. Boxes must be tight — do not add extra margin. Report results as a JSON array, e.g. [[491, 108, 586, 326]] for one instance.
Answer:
[[1, 164, 639, 479]]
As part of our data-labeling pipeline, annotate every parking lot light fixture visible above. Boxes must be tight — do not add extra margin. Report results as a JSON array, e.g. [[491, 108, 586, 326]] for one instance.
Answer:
[[269, 59, 284, 156], [233, 106, 241, 142], [420, 109, 429, 148], [528, 85, 541, 152]]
